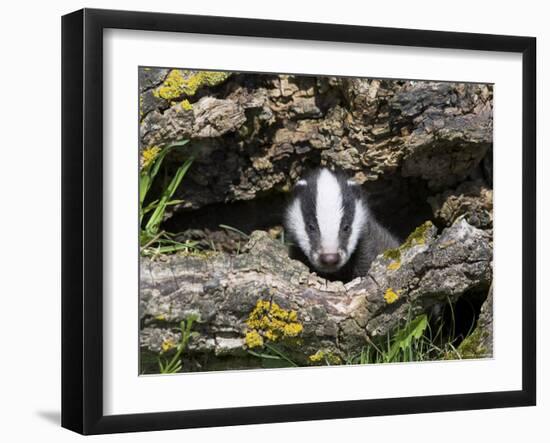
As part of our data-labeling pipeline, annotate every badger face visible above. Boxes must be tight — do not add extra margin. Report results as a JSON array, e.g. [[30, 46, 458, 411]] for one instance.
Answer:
[[285, 168, 367, 274]]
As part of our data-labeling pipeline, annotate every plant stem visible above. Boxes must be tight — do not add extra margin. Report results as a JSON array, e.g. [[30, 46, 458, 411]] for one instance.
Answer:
[[264, 343, 298, 367]]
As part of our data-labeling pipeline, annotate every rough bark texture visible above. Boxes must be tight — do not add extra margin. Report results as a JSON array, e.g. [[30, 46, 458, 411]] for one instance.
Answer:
[[140, 218, 492, 371], [139, 69, 493, 224], [138, 68, 494, 372]]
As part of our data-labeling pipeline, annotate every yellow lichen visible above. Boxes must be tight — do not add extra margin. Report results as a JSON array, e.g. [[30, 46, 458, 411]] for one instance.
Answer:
[[141, 145, 161, 170], [180, 99, 193, 111], [308, 350, 324, 362], [308, 349, 342, 365], [153, 69, 231, 100], [244, 299, 303, 348], [384, 288, 400, 304], [153, 69, 185, 100], [283, 322, 302, 336], [161, 338, 176, 353], [387, 260, 401, 271], [155, 314, 166, 321], [245, 330, 264, 349]]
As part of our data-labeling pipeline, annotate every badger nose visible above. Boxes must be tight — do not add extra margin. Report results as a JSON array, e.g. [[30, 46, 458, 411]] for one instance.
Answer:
[[319, 253, 340, 266]]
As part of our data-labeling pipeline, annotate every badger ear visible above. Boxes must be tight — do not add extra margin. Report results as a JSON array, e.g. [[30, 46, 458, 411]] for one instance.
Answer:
[[347, 179, 360, 186], [295, 179, 307, 186]]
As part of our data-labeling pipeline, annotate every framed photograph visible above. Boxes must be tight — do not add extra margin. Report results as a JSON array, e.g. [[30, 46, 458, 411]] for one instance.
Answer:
[[61, 8, 536, 435]]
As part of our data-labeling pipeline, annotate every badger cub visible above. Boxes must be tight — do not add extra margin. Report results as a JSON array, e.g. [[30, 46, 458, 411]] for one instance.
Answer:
[[284, 168, 399, 282]]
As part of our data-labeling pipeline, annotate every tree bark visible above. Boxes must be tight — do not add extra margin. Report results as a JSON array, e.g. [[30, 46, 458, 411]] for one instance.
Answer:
[[140, 219, 492, 371], [139, 70, 493, 227], [138, 69, 494, 372]]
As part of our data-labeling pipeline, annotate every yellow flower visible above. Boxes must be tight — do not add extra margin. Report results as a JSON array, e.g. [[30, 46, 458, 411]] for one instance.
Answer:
[[141, 146, 161, 170], [161, 338, 175, 353], [384, 288, 400, 304]]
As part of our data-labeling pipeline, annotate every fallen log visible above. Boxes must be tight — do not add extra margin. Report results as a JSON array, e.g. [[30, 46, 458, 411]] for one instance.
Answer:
[[140, 217, 492, 372]]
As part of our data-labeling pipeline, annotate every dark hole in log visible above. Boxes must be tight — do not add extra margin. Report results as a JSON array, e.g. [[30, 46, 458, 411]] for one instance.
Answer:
[[164, 175, 435, 243], [435, 286, 490, 348], [163, 173, 437, 281], [164, 192, 287, 234], [362, 175, 435, 239]]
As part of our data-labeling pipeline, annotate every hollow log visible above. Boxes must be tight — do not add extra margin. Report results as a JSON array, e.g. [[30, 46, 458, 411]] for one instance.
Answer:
[[140, 218, 492, 372], [139, 70, 493, 228]]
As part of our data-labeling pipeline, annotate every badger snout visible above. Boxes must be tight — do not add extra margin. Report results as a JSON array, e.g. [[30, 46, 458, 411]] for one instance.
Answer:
[[314, 249, 347, 272], [319, 253, 341, 267]]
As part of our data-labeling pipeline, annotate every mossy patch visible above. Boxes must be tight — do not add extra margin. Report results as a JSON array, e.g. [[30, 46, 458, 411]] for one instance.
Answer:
[[153, 69, 231, 101], [401, 221, 433, 249], [383, 247, 401, 262], [457, 327, 489, 359], [383, 221, 434, 267]]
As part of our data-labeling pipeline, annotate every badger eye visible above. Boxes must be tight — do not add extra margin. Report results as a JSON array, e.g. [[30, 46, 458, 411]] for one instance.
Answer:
[[307, 223, 315, 232], [342, 224, 351, 232]]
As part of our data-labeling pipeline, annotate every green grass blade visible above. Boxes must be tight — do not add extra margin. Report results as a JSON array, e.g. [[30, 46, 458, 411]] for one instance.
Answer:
[[219, 224, 249, 238], [145, 156, 194, 235], [141, 140, 189, 207], [166, 139, 190, 148], [387, 314, 428, 361], [264, 343, 298, 367], [247, 350, 282, 360]]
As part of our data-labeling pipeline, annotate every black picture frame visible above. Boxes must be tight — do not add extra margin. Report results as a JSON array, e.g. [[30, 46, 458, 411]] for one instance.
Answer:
[[61, 8, 536, 435]]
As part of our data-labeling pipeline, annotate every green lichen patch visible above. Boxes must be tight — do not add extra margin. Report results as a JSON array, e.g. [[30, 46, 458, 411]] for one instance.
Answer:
[[401, 221, 433, 249], [153, 69, 231, 101], [382, 221, 434, 268], [456, 327, 489, 359], [382, 247, 401, 262]]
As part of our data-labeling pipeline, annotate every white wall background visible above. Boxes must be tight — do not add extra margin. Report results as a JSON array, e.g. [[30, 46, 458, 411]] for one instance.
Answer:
[[0, 1, 546, 441]]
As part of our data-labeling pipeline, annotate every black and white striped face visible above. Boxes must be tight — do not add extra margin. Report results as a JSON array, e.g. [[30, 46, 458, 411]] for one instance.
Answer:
[[285, 168, 368, 274]]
